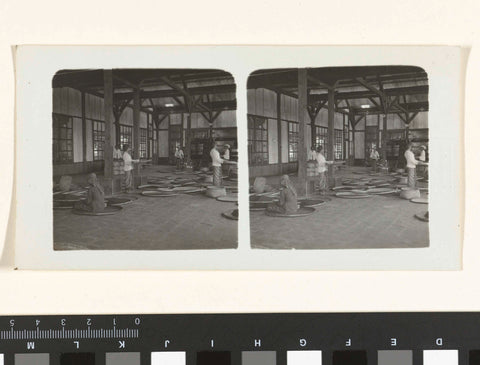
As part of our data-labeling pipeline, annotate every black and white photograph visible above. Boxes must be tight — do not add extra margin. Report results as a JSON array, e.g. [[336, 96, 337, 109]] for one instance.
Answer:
[[248, 66, 430, 249], [51, 69, 238, 250], [14, 46, 461, 269]]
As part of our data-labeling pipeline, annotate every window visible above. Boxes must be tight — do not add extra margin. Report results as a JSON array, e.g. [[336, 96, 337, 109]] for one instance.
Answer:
[[120, 125, 133, 150], [334, 129, 343, 160], [139, 128, 147, 158], [248, 115, 268, 165], [191, 129, 209, 139], [288, 122, 299, 162], [52, 113, 73, 163], [92, 120, 105, 161], [315, 126, 328, 159]]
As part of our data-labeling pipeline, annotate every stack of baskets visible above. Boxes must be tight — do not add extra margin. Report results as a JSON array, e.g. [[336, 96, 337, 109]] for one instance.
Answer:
[[306, 161, 318, 177], [113, 160, 125, 175]]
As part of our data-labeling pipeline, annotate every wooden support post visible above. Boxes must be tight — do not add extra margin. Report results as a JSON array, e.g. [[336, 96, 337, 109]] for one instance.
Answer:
[[156, 128, 161, 161], [377, 114, 380, 148], [382, 114, 388, 160], [327, 86, 335, 161], [343, 114, 347, 160], [277, 92, 282, 165], [349, 111, 356, 163], [103, 70, 114, 195], [133, 88, 140, 159], [81, 91, 87, 164], [115, 118, 121, 146], [297, 69, 308, 196], [146, 113, 151, 158], [185, 113, 192, 164], [308, 106, 317, 149]]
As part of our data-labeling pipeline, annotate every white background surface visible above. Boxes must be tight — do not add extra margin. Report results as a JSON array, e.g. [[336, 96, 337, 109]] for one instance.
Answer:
[[424, 350, 459, 365], [0, 0, 479, 314], [13, 46, 462, 270]]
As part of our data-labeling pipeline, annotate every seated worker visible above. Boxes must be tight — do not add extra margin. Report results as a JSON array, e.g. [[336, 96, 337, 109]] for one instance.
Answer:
[[74, 173, 105, 213], [267, 175, 298, 214]]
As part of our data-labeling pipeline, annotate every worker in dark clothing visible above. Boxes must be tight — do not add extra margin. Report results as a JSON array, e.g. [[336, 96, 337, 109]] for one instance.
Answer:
[[267, 175, 298, 214], [74, 173, 105, 213]]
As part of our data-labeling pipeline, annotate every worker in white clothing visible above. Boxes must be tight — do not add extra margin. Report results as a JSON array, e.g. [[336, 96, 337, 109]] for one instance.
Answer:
[[404, 142, 425, 188], [211, 143, 236, 186], [417, 145, 428, 180], [222, 144, 231, 176], [122, 144, 140, 192], [223, 144, 231, 160], [315, 145, 333, 195], [113, 144, 123, 160], [370, 146, 380, 172], [418, 145, 426, 162], [210, 143, 225, 187]]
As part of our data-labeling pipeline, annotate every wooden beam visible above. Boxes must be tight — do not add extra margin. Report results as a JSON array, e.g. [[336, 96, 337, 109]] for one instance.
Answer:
[[307, 74, 334, 91], [297, 69, 308, 196], [114, 84, 236, 100], [309, 85, 429, 104], [397, 113, 407, 123], [133, 88, 141, 158], [112, 73, 138, 89], [185, 113, 192, 163], [211, 110, 222, 123], [349, 111, 356, 160], [327, 86, 335, 161], [146, 113, 150, 159], [158, 113, 169, 125], [81, 91, 87, 163], [356, 77, 388, 113], [405, 112, 419, 125], [277, 92, 282, 164], [382, 114, 388, 160], [354, 114, 365, 127], [103, 70, 114, 195], [200, 111, 210, 123]]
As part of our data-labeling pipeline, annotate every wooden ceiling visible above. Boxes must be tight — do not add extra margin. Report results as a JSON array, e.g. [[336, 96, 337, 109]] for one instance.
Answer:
[[52, 69, 237, 116], [247, 66, 429, 116]]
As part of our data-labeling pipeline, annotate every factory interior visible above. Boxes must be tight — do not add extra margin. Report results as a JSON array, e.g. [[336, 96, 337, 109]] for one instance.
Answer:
[[247, 66, 429, 249], [52, 69, 238, 250]]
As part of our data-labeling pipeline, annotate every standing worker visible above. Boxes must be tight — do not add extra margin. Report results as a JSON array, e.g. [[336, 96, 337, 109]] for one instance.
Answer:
[[113, 144, 123, 160], [223, 144, 231, 161], [122, 144, 140, 193], [222, 144, 231, 176], [418, 145, 427, 162], [315, 145, 333, 196], [418, 145, 428, 180], [404, 142, 422, 188], [210, 142, 225, 187]]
